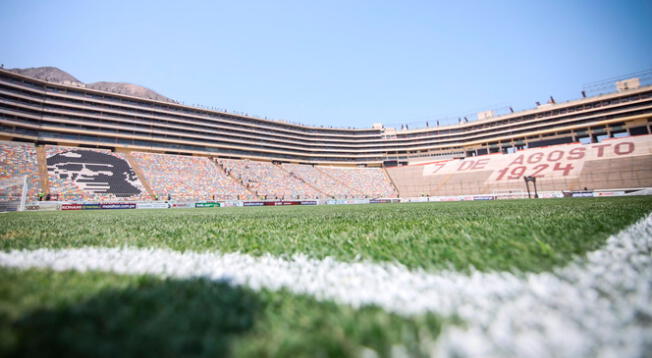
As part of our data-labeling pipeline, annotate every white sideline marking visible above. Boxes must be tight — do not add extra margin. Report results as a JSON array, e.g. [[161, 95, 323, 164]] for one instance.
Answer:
[[1, 214, 652, 357]]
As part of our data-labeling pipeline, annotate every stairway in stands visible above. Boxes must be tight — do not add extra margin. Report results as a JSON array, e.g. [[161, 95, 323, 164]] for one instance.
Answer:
[[382, 167, 401, 197], [276, 163, 329, 198], [122, 151, 156, 199], [35, 145, 50, 195], [314, 167, 365, 197], [211, 159, 258, 199]]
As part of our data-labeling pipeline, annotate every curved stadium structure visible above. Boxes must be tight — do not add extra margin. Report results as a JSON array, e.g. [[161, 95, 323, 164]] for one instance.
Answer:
[[1, 67, 651, 202]]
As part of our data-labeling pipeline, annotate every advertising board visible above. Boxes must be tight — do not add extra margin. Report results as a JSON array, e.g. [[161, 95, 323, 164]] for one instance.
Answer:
[[59, 202, 136, 210], [473, 195, 495, 201], [594, 191, 625, 197], [60, 203, 83, 210], [136, 202, 170, 209], [571, 191, 594, 198], [195, 202, 221, 208], [100, 203, 136, 209]]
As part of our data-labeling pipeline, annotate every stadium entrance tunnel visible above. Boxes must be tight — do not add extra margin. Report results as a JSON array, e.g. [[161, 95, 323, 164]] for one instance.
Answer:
[[2, 277, 260, 358]]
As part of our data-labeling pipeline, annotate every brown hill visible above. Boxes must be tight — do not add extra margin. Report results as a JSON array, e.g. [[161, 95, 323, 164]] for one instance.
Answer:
[[86, 81, 171, 102], [9, 66, 81, 84], [8, 66, 173, 102]]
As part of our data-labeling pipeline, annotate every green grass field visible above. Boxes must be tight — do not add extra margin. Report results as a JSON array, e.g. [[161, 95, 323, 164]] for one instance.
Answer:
[[1, 197, 651, 357]]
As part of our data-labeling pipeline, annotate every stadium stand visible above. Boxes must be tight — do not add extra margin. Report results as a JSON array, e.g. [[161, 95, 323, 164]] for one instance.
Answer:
[[0, 141, 41, 201], [45, 146, 150, 201], [576, 155, 652, 191], [217, 159, 321, 199], [2, 68, 652, 202], [281, 163, 359, 198], [3, 135, 652, 202], [317, 166, 398, 198], [131, 152, 250, 200], [386, 135, 652, 197]]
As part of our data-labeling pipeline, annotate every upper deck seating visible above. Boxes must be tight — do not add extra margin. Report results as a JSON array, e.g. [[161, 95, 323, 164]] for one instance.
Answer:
[[0, 141, 41, 201], [131, 152, 249, 200], [217, 159, 321, 199], [46, 146, 150, 201]]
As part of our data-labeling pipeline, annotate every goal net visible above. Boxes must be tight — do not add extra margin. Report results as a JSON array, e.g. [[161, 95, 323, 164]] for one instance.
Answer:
[[492, 189, 529, 200], [0, 175, 29, 212]]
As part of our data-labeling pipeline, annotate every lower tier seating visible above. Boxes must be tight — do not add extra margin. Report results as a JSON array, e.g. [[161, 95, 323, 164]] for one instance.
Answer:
[[281, 163, 359, 198], [0, 141, 41, 201], [217, 159, 320, 199], [317, 166, 398, 198], [3, 134, 651, 202], [131, 152, 250, 200], [386, 135, 652, 197]]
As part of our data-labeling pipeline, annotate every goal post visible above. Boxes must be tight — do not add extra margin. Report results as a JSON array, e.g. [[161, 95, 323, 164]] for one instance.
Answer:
[[492, 189, 529, 200], [18, 175, 28, 212]]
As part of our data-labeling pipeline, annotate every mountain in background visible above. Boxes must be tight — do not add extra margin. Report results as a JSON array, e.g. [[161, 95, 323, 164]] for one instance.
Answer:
[[85, 81, 173, 102], [9, 66, 82, 84], [8, 66, 174, 102]]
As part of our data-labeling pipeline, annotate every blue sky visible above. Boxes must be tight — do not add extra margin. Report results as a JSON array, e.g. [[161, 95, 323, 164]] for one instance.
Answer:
[[1, 0, 651, 128]]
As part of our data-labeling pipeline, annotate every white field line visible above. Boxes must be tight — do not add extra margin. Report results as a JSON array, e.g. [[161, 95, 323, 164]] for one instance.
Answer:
[[1, 214, 652, 357]]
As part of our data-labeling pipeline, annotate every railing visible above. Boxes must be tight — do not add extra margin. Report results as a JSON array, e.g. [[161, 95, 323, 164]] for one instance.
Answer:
[[583, 69, 652, 97]]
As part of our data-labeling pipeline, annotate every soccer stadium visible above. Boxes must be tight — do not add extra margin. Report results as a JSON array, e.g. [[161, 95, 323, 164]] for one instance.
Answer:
[[1, 66, 651, 204], [1, 2, 652, 357]]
